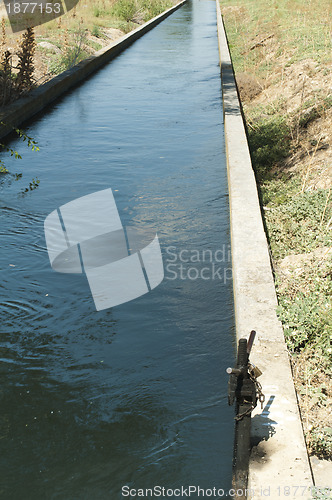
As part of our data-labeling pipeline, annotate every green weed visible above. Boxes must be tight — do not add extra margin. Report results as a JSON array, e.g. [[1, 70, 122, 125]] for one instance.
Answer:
[[309, 428, 332, 461], [93, 6, 101, 17], [91, 25, 102, 38], [111, 0, 136, 22], [247, 115, 291, 180], [277, 292, 331, 353], [49, 26, 88, 74], [265, 188, 332, 258], [110, 0, 172, 24]]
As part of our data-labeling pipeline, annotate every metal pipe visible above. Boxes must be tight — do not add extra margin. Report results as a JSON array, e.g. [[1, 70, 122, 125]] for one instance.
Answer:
[[246, 330, 256, 355], [226, 367, 242, 376]]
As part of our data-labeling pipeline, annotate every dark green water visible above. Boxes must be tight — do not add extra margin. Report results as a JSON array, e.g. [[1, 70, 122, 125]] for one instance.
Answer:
[[0, 0, 236, 498]]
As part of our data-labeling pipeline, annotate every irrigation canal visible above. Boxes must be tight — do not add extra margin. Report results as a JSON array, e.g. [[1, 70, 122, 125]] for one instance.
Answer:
[[1, 0, 236, 497]]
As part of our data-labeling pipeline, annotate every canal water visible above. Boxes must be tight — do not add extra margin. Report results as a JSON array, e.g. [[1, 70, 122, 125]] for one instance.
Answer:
[[0, 0, 236, 497]]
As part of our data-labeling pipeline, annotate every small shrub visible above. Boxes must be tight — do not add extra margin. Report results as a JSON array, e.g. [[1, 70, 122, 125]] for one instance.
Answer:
[[91, 25, 101, 37], [49, 26, 88, 74], [111, 0, 136, 22], [140, 0, 170, 20], [275, 256, 331, 355], [93, 6, 101, 17], [87, 39, 102, 51], [1, 26, 37, 106], [0, 50, 15, 107], [16, 27, 36, 93], [308, 427, 332, 460], [265, 188, 332, 258], [247, 115, 291, 181], [0, 17, 6, 59], [277, 293, 331, 352], [260, 177, 299, 207]]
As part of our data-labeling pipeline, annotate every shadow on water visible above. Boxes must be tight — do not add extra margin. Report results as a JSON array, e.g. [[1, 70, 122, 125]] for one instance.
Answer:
[[0, 368, 183, 498]]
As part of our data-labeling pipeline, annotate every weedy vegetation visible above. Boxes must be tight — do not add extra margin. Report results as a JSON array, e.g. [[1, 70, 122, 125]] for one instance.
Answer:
[[0, 25, 40, 189], [0, 124, 39, 191], [0, 25, 37, 105]]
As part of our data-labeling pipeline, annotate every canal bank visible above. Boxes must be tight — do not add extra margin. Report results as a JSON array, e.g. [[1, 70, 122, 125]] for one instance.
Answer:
[[216, 1, 314, 497], [1, 1, 235, 497]]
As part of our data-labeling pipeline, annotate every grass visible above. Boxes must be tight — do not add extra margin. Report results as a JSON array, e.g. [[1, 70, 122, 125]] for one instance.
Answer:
[[43, 0, 174, 32], [276, 257, 331, 351], [222, 0, 331, 76], [247, 115, 291, 180], [263, 182, 332, 258], [221, 0, 332, 458]]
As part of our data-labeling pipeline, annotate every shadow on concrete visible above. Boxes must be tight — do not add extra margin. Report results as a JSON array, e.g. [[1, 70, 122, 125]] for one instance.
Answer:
[[251, 395, 277, 446]]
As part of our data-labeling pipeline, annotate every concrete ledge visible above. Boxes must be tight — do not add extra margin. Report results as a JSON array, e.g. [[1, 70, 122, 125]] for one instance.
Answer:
[[0, 0, 187, 141], [216, 1, 313, 498]]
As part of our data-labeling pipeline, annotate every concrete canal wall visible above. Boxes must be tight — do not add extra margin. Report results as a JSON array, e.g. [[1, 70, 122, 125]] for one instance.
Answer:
[[216, 1, 313, 498]]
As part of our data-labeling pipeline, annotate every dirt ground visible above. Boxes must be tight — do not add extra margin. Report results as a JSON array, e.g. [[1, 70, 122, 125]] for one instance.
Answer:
[[237, 58, 332, 190]]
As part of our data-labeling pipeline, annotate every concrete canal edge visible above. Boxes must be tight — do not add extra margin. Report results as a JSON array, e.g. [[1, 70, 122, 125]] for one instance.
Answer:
[[216, 1, 314, 498], [0, 0, 187, 141]]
